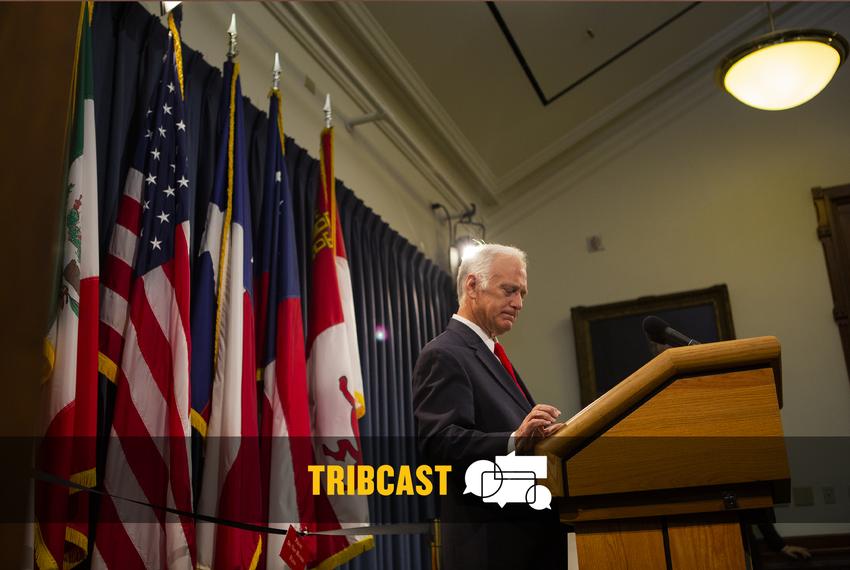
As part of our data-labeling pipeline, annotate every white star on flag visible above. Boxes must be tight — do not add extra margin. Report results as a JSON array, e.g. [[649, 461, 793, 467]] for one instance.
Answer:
[[177, 175, 189, 188], [95, 31, 197, 570], [145, 173, 157, 185], [275, 171, 282, 182], [176, 120, 186, 132], [170, 163, 176, 171], [145, 129, 152, 139], [146, 108, 152, 116], [164, 186, 175, 197]]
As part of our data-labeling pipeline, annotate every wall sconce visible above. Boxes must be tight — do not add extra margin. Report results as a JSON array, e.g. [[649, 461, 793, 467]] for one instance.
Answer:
[[432, 203, 486, 275]]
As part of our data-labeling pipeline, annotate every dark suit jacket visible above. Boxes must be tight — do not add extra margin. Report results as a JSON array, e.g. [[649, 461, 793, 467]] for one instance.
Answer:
[[412, 319, 567, 570]]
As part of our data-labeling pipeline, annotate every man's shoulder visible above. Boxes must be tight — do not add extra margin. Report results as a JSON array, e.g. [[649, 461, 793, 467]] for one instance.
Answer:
[[413, 327, 479, 386], [421, 327, 460, 353], [417, 325, 474, 361]]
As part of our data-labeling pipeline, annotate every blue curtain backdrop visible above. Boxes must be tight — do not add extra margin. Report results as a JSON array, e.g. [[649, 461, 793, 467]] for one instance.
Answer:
[[90, 4, 456, 569]]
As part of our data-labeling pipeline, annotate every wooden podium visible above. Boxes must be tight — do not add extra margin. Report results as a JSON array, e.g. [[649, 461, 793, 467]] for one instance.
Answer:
[[537, 337, 790, 569]]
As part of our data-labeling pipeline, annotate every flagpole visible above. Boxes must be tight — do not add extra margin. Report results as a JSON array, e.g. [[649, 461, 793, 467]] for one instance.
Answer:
[[272, 52, 281, 91], [323, 93, 332, 129], [161, 1, 181, 16], [321, 95, 334, 255], [271, 53, 286, 158], [227, 13, 238, 61]]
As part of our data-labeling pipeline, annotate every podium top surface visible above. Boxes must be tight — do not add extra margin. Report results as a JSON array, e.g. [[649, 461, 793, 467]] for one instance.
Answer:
[[538, 336, 781, 458]]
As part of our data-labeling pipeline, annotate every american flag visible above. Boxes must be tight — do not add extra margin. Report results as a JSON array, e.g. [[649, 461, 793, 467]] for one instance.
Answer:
[[93, 15, 195, 570]]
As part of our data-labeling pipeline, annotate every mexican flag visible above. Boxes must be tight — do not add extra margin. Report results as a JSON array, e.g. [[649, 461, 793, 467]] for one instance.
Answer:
[[35, 3, 99, 568]]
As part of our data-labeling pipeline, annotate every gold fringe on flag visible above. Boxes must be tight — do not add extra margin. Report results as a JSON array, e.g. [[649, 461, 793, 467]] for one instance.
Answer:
[[213, 62, 239, 369]]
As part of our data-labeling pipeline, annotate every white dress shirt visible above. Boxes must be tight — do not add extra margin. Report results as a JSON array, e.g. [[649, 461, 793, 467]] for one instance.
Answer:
[[451, 314, 495, 352]]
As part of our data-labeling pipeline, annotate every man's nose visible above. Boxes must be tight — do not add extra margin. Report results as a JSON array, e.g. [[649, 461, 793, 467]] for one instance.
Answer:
[[510, 293, 523, 310]]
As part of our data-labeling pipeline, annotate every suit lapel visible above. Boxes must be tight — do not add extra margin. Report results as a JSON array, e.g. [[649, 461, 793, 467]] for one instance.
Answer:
[[446, 319, 532, 412], [513, 366, 535, 407], [475, 348, 532, 411]]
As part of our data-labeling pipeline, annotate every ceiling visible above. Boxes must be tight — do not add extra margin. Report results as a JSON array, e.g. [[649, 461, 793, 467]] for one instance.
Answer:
[[295, 2, 844, 223]]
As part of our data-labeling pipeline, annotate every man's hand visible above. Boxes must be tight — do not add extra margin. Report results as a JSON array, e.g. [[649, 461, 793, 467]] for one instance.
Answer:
[[515, 404, 560, 452]]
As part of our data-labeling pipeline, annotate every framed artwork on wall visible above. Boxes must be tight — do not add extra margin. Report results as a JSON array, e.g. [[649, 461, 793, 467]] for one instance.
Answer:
[[570, 284, 736, 407], [812, 184, 850, 385]]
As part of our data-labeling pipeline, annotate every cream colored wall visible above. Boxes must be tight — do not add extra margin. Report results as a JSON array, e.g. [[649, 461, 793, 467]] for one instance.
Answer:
[[143, 2, 458, 267], [496, 75, 850, 432], [494, 25, 850, 535]]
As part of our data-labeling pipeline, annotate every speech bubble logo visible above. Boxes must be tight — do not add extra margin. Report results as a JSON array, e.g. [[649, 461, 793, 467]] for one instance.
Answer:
[[494, 451, 546, 479], [526, 483, 552, 510], [463, 452, 550, 510], [480, 471, 508, 503], [464, 459, 501, 495]]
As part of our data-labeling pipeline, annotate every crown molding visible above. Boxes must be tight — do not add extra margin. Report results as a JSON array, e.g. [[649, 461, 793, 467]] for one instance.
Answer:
[[487, 1, 850, 235], [494, 3, 768, 197], [261, 1, 483, 213], [322, 1, 769, 207], [331, 2, 499, 196], [256, 0, 848, 235]]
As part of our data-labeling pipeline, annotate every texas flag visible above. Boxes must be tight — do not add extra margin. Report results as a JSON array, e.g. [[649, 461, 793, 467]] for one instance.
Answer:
[[193, 58, 262, 570]]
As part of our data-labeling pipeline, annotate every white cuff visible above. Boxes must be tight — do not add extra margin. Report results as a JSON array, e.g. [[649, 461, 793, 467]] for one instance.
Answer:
[[507, 431, 517, 453]]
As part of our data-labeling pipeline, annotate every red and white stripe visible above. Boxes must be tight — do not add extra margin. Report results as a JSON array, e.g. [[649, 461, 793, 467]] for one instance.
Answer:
[[92, 166, 195, 570], [97, 168, 143, 376], [260, 300, 315, 570], [195, 213, 262, 570]]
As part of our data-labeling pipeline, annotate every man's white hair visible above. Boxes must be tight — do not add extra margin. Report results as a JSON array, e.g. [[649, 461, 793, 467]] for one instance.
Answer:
[[456, 243, 527, 304]]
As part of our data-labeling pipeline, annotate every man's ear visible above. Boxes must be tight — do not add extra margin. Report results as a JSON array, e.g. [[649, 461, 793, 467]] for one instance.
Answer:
[[465, 274, 477, 299]]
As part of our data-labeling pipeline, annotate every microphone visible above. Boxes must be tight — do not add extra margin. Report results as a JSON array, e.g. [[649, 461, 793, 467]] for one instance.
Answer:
[[642, 316, 701, 347]]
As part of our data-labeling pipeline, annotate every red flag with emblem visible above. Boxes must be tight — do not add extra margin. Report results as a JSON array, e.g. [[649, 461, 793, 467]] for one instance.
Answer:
[[305, 123, 373, 568]]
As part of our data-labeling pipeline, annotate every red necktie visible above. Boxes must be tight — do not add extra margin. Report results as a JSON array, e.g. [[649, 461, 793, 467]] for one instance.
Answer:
[[494, 342, 528, 402]]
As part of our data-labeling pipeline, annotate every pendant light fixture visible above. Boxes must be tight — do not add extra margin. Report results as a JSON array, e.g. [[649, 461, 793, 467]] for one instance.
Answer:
[[717, 3, 848, 111]]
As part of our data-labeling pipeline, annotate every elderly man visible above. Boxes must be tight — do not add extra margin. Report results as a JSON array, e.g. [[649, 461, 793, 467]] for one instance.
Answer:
[[413, 243, 568, 570]]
